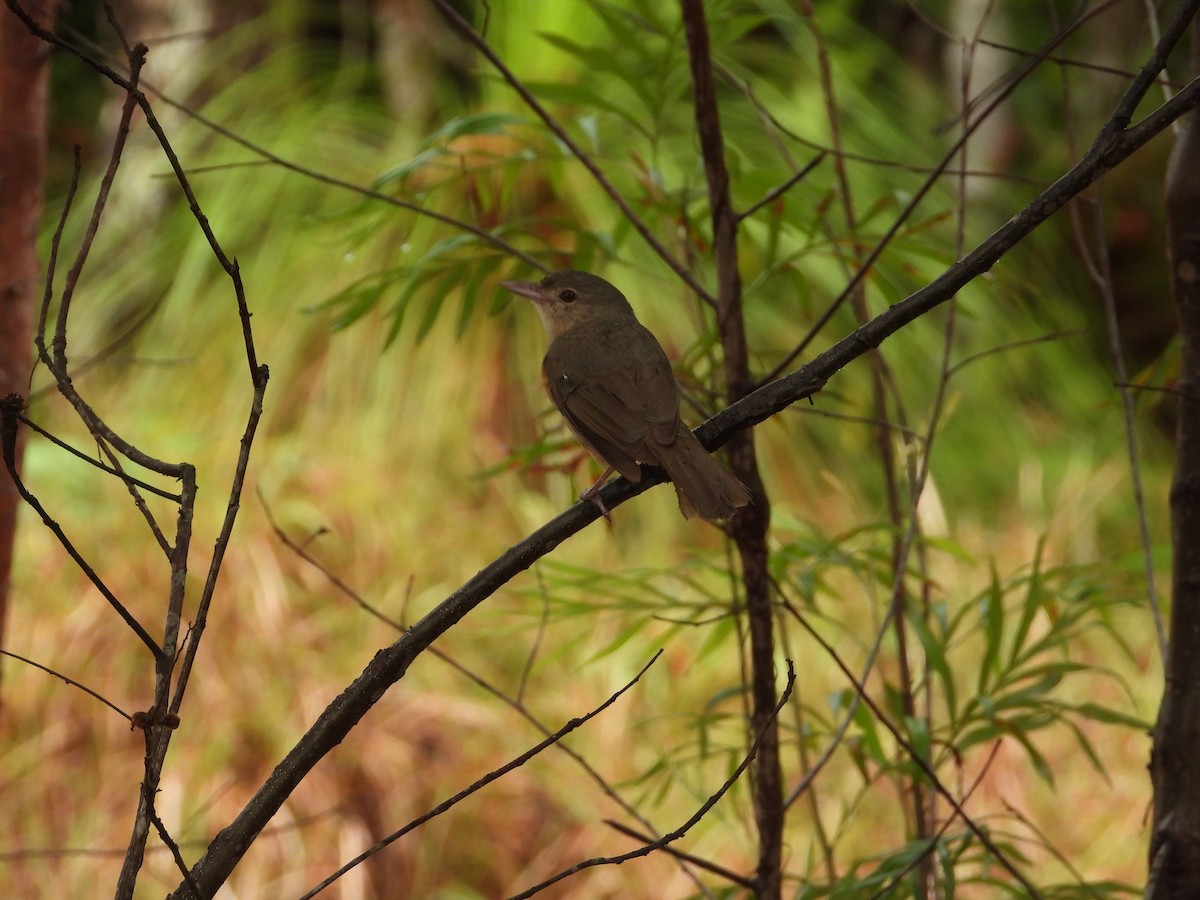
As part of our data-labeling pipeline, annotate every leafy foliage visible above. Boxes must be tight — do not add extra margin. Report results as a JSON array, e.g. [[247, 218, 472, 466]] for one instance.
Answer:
[[5, 0, 1171, 896]]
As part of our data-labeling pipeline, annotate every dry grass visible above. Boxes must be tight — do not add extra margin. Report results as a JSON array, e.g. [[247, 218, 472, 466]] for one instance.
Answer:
[[1, 15, 1168, 899], [2, 296, 1161, 896]]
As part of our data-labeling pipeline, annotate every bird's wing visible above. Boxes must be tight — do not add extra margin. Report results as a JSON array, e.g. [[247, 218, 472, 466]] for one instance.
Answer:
[[628, 325, 684, 447], [544, 322, 683, 478]]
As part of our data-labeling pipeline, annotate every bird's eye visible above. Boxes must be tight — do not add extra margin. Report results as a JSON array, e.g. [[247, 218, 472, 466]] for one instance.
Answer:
[[560, 289, 576, 303]]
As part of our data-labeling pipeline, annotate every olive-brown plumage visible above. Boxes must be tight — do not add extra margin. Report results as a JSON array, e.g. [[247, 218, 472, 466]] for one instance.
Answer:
[[502, 270, 751, 520]]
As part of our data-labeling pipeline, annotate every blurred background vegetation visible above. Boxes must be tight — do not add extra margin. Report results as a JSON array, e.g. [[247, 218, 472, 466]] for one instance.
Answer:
[[1, 0, 1176, 896]]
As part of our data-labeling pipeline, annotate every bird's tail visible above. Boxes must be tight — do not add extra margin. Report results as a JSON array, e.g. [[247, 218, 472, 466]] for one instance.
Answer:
[[657, 428, 752, 521]]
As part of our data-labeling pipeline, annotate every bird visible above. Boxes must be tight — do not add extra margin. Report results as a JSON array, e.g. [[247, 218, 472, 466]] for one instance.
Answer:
[[501, 269, 751, 521]]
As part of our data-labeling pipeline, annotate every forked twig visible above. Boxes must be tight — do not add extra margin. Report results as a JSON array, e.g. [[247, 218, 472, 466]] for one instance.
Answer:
[[298, 651, 664, 899], [430, 0, 718, 307], [506, 662, 796, 899]]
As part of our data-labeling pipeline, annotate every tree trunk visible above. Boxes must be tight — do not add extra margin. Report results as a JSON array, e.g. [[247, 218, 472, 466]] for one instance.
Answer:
[[1148, 18, 1200, 900], [0, 1, 54, 674]]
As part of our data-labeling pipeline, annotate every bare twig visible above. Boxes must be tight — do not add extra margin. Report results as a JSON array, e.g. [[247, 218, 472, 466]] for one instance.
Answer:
[[603, 820, 755, 889], [0, 398, 161, 657], [298, 651, 664, 899], [260, 494, 712, 895], [4, 6, 270, 898], [736, 152, 826, 222], [430, 0, 718, 307], [0, 649, 132, 721], [145, 796, 202, 900], [165, 57, 1200, 897], [760, 1, 1157, 384], [506, 662, 796, 899], [13, 414, 181, 502]]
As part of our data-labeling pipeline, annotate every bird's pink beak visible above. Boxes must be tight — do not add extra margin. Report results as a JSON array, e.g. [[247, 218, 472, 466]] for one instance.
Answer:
[[501, 280, 546, 304]]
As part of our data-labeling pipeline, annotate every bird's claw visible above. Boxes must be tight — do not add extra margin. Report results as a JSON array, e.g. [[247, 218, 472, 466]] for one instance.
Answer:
[[580, 484, 611, 522]]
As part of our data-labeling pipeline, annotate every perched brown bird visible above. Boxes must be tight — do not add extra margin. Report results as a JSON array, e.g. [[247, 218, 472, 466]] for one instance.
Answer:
[[502, 270, 751, 520]]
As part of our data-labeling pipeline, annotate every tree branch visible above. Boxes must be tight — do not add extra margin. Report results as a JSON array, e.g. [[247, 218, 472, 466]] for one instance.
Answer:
[[430, 0, 718, 307], [165, 64, 1200, 896]]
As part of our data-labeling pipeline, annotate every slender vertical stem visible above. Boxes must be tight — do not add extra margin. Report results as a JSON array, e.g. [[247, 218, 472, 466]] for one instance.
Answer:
[[1149, 15, 1200, 899], [679, 1, 781, 895]]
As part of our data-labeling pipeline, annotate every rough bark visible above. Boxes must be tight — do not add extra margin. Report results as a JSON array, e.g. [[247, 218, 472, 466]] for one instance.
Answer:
[[0, 0, 52, 671], [1148, 19, 1200, 900], [679, 1, 782, 896]]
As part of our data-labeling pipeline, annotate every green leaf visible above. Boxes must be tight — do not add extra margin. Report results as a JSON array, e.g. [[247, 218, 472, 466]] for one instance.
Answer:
[[424, 112, 525, 145], [1008, 535, 1047, 669], [321, 268, 408, 330], [976, 565, 1005, 695], [373, 147, 447, 192], [1009, 728, 1055, 785], [458, 256, 504, 337], [908, 611, 956, 728], [415, 269, 463, 343], [1067, 702, 1149, 730], [903, 714, 932, 766], [851, 696, 888, 767]]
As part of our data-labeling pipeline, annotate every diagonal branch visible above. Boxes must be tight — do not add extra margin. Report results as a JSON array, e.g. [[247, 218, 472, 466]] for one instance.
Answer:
[[167, 66, 1200, 896], [298, 651, 664, 899], [0, 397, 162, 657], [430, 0, 718, 307], [761, 0, 1199, 384], [506, 662, 796, 899]]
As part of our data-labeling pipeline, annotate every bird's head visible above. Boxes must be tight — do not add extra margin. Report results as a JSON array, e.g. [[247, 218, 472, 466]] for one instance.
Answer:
[[502, 270, 635, 341]]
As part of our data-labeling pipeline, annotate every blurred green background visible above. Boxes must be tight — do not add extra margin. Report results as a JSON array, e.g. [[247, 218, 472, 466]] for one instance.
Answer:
[[2, 0, 1174, 896]]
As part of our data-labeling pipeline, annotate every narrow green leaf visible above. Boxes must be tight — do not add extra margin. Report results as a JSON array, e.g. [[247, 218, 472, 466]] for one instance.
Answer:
[[424, 112, 525, 145], [908, 611, 957, 728], [1008, 535, 1047, 669], [976, 565, 1005, 695]]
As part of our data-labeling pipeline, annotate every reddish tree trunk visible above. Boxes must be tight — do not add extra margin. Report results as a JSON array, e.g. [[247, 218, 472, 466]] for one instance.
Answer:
[[0, 2, 53, 665]]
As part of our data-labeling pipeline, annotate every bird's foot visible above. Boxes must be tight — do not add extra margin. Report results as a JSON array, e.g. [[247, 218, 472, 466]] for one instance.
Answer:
[[580, 467, 615, 522], [580, 485, 611, 521]]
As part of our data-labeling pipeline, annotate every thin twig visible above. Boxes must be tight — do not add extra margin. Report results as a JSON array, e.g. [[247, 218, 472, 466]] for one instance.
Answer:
[[1001, 798, 1108, 896], [603, 820, 756, 889], [4, 7, 271, 898], [976, 36, 1185, 87], [506, 662, 796, 900], [736, 152, 826, 222], [0, 649, 132, 721], [0, 398, 162, 657], [165, 61, 1200, 896], [14, 414, 182, 502], [35, 146, 80, 347], [0, 808, 345, 861], [260, 494, 712, 895], [52, 42, 145, 364], [430, 0, 718, 307], [145, 797, 201, 900], [760, 2, 1140, 385], [298, 651, 665, 899], [1069, 181, 1168, 659]]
